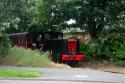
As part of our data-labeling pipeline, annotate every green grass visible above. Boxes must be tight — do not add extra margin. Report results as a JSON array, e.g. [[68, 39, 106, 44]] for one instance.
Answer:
[[1, 47, 50, 67], [0, 69, 41, 78]]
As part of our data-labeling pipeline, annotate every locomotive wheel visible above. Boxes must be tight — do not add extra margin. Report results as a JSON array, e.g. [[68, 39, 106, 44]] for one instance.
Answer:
[[65, 61, 78, 67], [71, 61, 79, 67], [51, 55, 62, 63]]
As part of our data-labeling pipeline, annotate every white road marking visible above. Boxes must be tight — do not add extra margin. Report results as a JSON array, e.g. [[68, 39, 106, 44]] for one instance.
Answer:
[[74, 75, 88, 78]]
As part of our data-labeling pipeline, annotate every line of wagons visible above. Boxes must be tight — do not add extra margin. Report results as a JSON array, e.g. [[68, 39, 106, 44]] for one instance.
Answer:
[[9, 32, 85, 64]]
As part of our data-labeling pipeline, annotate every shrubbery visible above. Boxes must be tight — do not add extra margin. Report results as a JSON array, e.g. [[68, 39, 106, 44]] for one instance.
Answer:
[[1, 47, 50, 67], [80, 33, 125, 60], [80, 42, 93, 61], [0, 34, 11, 61]]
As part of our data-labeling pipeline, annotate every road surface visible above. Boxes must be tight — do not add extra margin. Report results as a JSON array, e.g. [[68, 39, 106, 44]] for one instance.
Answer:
[[0, 66, 125, 83]]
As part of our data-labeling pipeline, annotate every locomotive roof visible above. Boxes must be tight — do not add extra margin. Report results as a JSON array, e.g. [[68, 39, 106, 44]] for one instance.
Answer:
[[9, 32, 29, 36], [9, 32, 63, 36]]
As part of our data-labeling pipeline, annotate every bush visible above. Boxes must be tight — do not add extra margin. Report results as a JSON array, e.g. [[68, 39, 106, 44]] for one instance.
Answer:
[[111, 42, 125, 60], [91, 34, 125, 60], [0, 34, 11, 60], [80, 33, 125, 60], [2, 47, 50, 67], [80, 42, 93, 61]]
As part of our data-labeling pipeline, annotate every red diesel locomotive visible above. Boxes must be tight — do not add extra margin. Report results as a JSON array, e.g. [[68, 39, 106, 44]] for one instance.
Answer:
[[9, 32, 85, 63]]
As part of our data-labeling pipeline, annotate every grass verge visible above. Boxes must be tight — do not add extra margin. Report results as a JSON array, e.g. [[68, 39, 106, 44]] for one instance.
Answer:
[[1, 47, 50, 67], [0, 69, 41, 78]]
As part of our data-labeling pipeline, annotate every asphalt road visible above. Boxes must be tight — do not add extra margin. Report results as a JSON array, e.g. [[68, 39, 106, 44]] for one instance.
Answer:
[[0, 80, 99, 83], [0, 66, 125, 83]]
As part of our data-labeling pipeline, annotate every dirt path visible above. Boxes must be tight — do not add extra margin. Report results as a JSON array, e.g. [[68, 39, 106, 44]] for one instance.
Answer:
[[50, 61, 125, 74], [50, 62, 71, 68], [98, 67, 125, 74], [81, 62, 125, 74]]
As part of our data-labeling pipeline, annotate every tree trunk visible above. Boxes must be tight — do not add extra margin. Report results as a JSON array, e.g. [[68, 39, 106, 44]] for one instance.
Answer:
[[88, 17, 104, 39], [88, 17, 97, 39]]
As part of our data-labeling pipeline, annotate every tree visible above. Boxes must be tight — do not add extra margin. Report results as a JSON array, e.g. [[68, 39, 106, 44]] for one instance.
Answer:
[[1, 0, 125, 36], [64, 0, 125, 39], [35, 0, 66, 32], [0, 0, 38, 33], [37, 0, 124, 38]]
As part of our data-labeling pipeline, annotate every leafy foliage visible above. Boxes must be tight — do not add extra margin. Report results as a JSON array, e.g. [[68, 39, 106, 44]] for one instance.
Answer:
[[111, 41, 125, 60], [80, 33, 125, 60], [35, 0, 125, 38], [0, 0, 125, 36], [0, 34, 11, 60], [0, 0, 38, 33]]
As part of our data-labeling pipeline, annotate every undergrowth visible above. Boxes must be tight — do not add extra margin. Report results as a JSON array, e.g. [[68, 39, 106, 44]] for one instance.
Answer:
[[1, 47, 50, 67]]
